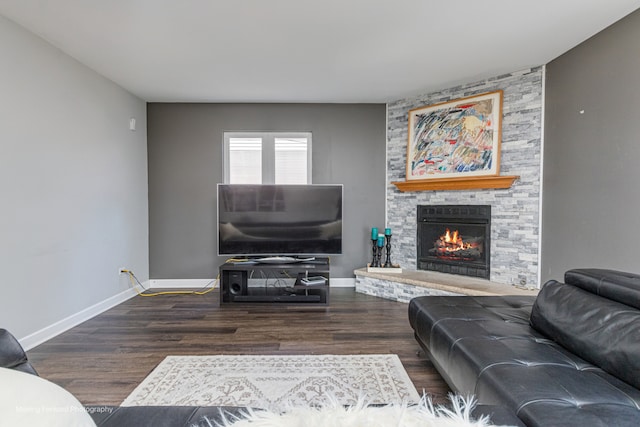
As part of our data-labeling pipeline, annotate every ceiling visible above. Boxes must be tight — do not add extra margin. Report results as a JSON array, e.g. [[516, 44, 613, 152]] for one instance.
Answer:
[[1, 1, 638, 103]]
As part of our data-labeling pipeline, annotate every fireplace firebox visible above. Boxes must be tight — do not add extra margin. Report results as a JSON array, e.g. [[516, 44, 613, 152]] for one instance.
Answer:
[[417, 205, 490, 279]]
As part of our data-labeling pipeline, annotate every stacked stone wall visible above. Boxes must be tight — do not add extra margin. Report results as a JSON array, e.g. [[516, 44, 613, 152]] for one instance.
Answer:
[[386, 67, 543, 286]]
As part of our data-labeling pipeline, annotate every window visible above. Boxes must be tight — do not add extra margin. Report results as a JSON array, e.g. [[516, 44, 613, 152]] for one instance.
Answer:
[[224, 132, 312, 184]]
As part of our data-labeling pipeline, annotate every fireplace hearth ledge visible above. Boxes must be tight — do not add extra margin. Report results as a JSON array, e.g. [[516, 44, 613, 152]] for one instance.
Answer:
[[354, 268, 538, 303]]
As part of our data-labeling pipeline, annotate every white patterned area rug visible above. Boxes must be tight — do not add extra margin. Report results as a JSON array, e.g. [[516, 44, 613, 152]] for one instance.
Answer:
[[122, 354, 420, 409]]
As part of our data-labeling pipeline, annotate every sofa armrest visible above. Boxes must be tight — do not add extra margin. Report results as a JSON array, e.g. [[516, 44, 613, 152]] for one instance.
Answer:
[[0, 328, 38, 375]]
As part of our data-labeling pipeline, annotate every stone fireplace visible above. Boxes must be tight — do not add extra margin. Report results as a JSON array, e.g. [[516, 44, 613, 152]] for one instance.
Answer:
[[386, 67, 543, 287], [417, 205, 491, 279]]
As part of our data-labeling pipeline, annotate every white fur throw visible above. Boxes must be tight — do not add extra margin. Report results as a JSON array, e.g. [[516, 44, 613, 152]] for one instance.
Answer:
[[208, 394, 512, 427]]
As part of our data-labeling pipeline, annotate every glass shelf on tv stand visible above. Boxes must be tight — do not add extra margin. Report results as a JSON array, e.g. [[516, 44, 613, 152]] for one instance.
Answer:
[[220, 257, 330, 305]]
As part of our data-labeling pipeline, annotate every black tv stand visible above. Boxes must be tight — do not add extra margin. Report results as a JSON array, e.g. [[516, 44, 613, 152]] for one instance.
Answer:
[[220, 257, 330, 305]]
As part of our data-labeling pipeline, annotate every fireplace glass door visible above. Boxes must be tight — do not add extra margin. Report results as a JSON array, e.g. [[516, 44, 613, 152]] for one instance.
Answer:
[[417, 205, 490, 279]]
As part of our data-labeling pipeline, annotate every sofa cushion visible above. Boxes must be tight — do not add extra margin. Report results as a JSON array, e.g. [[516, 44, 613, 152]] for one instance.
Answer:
[[517, 401, 640, 427], [87, 405, 252, 427], [0, 367, 96, 426], [409, 295, 538, 394], [564, 268, 640, 309], [530, 280, 640, 389], [408, 295, 534, 351], [475, 364, 640, 427]]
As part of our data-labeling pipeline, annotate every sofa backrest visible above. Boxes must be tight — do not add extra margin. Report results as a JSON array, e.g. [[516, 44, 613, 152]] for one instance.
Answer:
[[530, 270, 640, 390], [564, 268, 640, 309]]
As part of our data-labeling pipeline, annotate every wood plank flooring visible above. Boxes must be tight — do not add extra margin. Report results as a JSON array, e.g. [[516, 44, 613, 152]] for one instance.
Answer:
[[26, 288, 450, 406]]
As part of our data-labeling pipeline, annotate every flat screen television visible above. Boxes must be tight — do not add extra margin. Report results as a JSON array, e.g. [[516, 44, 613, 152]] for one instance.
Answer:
[[217, 184, 343, 256]]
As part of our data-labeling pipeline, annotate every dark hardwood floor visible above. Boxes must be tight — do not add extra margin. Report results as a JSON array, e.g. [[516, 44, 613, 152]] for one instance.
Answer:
[[26, 288, 450, 405]]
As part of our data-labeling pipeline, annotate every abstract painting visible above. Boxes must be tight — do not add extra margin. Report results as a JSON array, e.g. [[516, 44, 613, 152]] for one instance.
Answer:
[[406, 90, 503, 180]]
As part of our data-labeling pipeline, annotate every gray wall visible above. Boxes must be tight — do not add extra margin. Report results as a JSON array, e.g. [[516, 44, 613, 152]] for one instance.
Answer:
[[541, 10, 640, 282], [147, 103, 386, 279], [0, 15, 149, 342]]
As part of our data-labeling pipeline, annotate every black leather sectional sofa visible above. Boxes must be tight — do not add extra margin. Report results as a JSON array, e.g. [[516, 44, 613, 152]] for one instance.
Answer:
[[408, 268, 640, 427]]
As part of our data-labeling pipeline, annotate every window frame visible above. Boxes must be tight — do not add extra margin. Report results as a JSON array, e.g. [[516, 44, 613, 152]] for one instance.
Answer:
[[223, 131, 312, 184]]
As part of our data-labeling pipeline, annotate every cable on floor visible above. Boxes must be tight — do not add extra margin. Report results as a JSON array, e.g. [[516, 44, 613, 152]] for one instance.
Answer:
[[122, 270, 218, 297]]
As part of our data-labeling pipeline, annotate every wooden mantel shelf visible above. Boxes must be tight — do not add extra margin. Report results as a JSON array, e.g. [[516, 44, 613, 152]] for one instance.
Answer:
[[392, 175, 519, 192]]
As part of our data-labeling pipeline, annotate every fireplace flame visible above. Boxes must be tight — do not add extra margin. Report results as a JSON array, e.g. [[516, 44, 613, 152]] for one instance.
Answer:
[[430, 228, 483, 261], [439, 228, 469, 250]]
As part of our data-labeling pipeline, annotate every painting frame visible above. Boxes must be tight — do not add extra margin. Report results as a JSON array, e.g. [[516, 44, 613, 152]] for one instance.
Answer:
[[406, 90, 503, 181]]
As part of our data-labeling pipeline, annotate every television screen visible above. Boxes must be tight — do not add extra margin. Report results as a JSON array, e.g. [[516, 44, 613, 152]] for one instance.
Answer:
[[217, 184, 343, 256]]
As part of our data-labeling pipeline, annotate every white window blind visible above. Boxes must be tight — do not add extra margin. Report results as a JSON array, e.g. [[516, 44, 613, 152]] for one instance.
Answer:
[[275, 137, 308, 184], [224, 132, 311, 184], [228, 138, 262, 184]]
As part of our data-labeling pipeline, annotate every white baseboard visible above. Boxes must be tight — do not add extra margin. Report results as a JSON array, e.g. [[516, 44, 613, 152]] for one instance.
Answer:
[[148, 277, 355, 288], [20, 288, 138, 351], [330, 278, 355, 287]]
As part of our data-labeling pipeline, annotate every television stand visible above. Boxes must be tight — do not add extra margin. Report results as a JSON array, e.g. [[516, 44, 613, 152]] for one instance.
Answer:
[[220, 257, 330, 305]]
